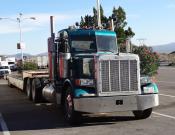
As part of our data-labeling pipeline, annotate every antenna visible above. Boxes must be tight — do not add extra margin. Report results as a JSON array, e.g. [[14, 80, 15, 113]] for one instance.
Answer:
[[97, 0, 101, 27]]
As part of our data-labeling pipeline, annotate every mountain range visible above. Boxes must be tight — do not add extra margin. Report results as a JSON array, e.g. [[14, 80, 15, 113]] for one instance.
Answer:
[[9, 53, 33, 60], [8, 52, 48, 59], [151, 42, 175, 54]]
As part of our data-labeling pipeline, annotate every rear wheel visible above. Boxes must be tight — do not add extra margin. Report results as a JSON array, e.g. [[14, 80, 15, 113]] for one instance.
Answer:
[[133, 108, 152, 119], [32, 78, 42, 103], [64, 87, 82, 125], [26, 78, 32, 100]]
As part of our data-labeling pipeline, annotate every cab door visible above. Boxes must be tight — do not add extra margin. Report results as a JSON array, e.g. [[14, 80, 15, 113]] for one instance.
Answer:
[[58, 31, 71, 79]]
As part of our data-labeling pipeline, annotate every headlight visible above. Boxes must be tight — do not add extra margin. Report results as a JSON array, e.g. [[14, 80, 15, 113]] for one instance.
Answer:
[[75, 79, 94, 86], [74, 89, 95, 97], [142, 83, 159, 94]]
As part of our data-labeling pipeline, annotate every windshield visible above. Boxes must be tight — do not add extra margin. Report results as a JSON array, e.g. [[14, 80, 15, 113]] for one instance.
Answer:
[[0, 66, 9, 69], [96, 35, 118, 53], [72, 40, 96, 52], [8, 62, 15, 65], [71, 36, 96, 53]]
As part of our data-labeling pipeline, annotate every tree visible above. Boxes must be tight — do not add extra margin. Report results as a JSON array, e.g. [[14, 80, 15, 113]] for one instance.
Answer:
[[80, 15, 94, 28], [80, 5, 108, 28], [112, 7, 135, 50], [112, 6, 127, 29]]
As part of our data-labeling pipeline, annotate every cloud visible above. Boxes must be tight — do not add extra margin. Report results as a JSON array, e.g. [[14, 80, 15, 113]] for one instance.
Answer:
[[0, 13, 81, 34]]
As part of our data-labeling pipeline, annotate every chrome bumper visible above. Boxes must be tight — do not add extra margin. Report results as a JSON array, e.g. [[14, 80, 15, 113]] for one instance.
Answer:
[[74, 94, 159, 113]]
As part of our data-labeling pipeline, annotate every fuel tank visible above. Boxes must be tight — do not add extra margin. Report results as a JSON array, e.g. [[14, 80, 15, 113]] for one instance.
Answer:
[[42, 84, 56, 102]]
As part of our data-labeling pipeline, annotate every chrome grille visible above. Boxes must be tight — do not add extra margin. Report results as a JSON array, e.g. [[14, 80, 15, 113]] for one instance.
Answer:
[[120, 60, 130, 91], [100, 60, 138, 93], [130, 60, 138, 91], [101, 61, 110, 92], [110, 60, 120, 92]]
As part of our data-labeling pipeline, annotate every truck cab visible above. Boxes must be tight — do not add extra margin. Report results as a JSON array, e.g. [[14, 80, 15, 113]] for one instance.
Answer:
[[0, 61, 11, 78], [47, 28, 159, 124]]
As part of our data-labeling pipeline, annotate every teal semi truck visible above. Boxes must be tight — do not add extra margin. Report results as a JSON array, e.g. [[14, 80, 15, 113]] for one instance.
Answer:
[[7, 16, 159, 124]]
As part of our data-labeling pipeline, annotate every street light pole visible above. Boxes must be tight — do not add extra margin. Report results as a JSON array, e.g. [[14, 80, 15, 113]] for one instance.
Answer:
[[0, 13, 36, 65], [17, 13, 23, 64]]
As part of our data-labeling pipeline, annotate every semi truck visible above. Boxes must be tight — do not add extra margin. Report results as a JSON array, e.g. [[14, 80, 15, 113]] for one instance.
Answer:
[[7, 16, 159, 124]]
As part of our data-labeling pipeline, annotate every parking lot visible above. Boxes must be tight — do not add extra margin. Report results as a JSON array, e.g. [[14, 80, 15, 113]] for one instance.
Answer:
[[0, 67, 175, 135]]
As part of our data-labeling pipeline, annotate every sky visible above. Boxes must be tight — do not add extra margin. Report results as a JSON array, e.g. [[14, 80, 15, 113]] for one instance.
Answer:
[[0, 0, 175, 55]]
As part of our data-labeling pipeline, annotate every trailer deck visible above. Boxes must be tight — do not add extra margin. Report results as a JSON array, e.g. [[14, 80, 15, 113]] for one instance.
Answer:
[[7, 70, 49, 90]]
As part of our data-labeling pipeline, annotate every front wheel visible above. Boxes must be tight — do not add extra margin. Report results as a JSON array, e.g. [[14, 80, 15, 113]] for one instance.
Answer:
[[133, 108, 152, 119], [64, 87, 81, 125]]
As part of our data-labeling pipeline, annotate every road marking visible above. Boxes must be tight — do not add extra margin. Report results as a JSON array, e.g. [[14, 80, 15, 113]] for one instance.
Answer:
[[157, 81, 175, 84], [153, 112, 175, 120], [159, 67, 175, 70], [159, 94, 175, 98], [0, 113, 11, 135]]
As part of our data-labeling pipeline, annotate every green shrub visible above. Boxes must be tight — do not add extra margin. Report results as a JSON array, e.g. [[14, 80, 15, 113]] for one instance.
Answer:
[[23, 61, 38, 70], [133, 46, 159, 76]]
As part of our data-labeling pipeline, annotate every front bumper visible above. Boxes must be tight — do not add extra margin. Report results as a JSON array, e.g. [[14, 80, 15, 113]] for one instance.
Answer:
[[74, 94, 159, 113]]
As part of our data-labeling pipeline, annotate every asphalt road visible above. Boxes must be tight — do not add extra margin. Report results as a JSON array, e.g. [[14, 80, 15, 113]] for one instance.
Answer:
[[0, 67, 175, 135]]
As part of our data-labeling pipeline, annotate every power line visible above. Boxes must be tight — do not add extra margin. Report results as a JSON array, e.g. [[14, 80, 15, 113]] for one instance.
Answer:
[[137, 38, 147, 46]]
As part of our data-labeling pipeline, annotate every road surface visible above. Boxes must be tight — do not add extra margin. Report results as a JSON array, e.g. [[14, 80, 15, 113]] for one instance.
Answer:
[[0, 67, 175, 135]]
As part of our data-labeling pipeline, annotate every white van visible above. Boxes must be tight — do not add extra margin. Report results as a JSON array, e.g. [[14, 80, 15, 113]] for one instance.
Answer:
[[0, 61, 11, 78]]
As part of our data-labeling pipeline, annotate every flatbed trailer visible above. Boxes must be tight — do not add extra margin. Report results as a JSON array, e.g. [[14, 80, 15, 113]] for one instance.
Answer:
[[7, 70, 49, 91]]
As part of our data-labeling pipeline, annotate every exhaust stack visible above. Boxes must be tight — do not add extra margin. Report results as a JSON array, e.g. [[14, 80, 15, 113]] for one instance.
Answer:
[[50, 16, 55, 37], [97, 0, 101, 27], [111, 19, 114, 31]]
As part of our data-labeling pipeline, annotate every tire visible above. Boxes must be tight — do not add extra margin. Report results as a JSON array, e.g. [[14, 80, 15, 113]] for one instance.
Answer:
[[4, 75, 7, 80], [64, 87, 82, 125], [31, 78, 42, 103], [133, 108, 152, 119], [8, 79, 14, 88], [26, 78, 32, 100]]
